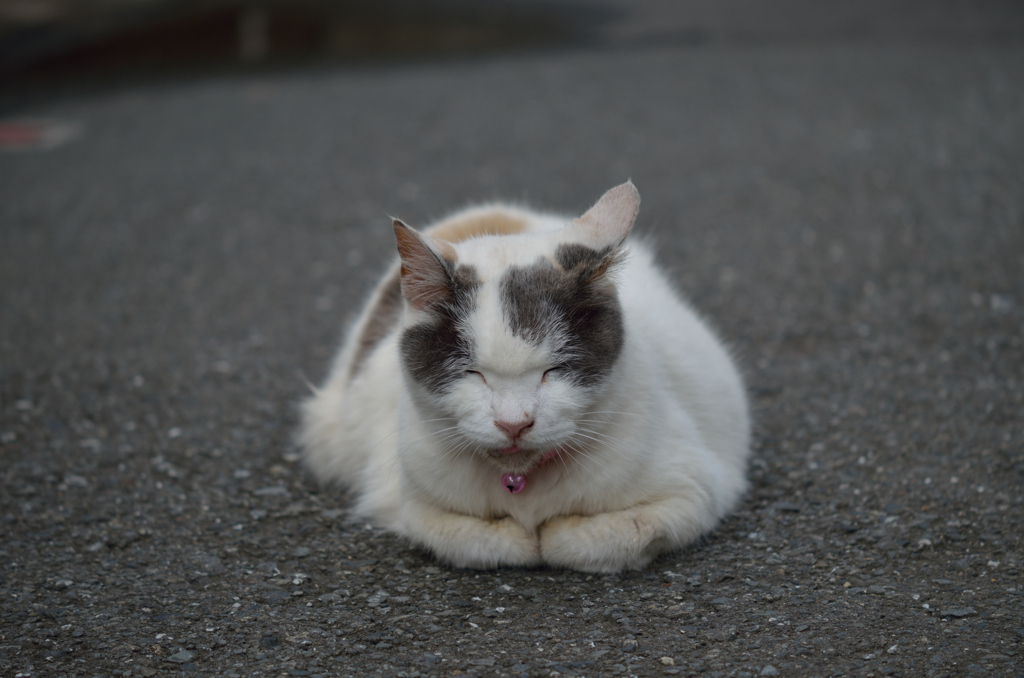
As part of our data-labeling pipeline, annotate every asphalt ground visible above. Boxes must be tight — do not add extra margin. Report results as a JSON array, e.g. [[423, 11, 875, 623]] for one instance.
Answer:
[[2, 31, 1023, 678]]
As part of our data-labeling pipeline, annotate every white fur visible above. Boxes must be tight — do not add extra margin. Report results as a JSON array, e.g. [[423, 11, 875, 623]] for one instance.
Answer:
[[300, 184, 750, 572]]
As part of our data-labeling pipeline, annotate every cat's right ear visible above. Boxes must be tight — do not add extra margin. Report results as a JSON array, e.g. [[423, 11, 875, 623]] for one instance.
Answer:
[[393, 219, 454, 311], [568, 181, 640, 251]]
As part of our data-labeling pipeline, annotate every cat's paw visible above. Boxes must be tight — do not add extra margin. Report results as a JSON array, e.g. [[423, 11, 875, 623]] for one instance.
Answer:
[[422, 515, 541, 570], [539, 513, 664, 573]]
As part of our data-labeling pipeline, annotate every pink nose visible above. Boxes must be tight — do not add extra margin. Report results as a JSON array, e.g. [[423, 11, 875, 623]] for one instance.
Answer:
[[495, 418, 534, 440]]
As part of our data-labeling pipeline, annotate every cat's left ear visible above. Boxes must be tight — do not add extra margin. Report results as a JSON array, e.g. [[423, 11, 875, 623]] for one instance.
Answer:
[[568, 181, 640, 250], [393, 219, 458, 311]]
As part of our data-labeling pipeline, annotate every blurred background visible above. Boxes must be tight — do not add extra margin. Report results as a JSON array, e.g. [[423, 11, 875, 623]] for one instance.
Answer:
[[2, 2, 1023, 676], [4, 0, 1023, 111]]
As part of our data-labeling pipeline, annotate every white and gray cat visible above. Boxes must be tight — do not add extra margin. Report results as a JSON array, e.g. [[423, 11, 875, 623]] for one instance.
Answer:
[[300, 182, 750, 573]]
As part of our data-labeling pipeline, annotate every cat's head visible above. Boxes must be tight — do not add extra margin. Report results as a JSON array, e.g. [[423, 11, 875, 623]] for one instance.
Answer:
[[394, 182, 639, 473]]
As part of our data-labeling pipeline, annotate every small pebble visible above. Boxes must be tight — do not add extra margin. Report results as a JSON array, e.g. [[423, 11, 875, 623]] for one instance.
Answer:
[[940, 607, 978, 618], [167, 650, 194, 663]]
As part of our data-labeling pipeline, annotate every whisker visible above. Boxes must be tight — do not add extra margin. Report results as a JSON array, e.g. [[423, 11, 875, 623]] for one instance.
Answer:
[[365, 417, 458, 455], [556, 441, 614, 497], [561, 437, 615, 475], [439, 438, 477, 473], [579, 410, 645, 422], [575, 426, 631, 446], [571, 430, 633, 458], [553, 444, 573, 476], [360, 418, 464, 482], [559, 442, 591, 474]]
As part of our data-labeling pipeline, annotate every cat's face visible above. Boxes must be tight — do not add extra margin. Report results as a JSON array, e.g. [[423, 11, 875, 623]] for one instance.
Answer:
[[395, 182, 639, 474]]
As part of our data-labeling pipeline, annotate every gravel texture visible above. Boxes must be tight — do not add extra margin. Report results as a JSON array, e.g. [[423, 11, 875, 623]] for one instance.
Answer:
[[2, 27, 1024, 678]]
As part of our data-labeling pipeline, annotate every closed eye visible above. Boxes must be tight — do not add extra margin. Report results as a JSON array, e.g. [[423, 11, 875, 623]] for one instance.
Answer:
[[542, 366, 565, 381], [465, 370, 486, 384]]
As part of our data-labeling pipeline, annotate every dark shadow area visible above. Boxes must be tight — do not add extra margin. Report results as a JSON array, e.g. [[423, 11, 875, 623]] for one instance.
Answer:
[[0, 0, 611, 111], [6, 0, 1024, 113]]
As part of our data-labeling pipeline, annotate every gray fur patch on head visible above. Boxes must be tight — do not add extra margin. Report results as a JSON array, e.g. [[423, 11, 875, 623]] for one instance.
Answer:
[[500, 243, 624, 387], [400, 263, 480, 394]]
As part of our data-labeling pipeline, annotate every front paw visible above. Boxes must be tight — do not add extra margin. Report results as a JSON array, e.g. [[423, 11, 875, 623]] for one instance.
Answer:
[[540, 514, 660, 573], [432, 516, 541, 569], [484, 516, 543, 568]]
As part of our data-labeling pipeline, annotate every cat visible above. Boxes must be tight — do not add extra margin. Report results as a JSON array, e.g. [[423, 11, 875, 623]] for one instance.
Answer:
[[300, 181, 750, 573]]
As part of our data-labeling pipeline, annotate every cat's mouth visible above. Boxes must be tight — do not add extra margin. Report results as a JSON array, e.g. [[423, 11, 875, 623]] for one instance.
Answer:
[[487, 443, 535, 459], [484, 444, 557, 473]]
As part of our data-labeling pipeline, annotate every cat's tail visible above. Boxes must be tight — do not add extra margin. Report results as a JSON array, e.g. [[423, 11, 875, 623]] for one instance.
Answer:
[[298, 339, 403, 491], [298, 380, 371, 488]]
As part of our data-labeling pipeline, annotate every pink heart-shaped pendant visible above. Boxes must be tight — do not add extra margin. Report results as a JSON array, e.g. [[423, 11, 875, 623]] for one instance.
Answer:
[[501, 473, 527, 494]]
